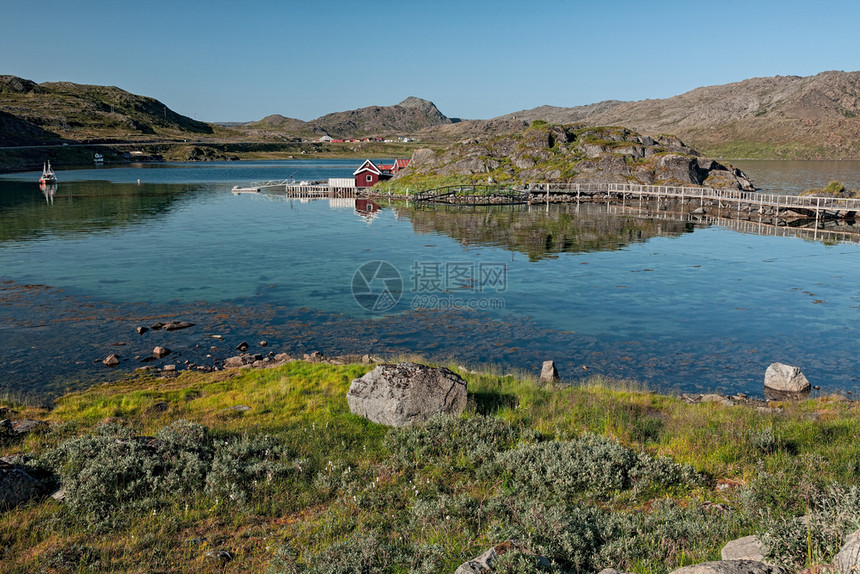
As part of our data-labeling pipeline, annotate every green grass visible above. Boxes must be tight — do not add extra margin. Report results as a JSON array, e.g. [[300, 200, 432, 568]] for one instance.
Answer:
[[3, 361, 860, 573]]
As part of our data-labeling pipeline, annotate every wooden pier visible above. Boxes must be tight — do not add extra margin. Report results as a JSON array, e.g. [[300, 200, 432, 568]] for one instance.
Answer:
[[248, 179, 358, 198], [603, 204, 860, 245], [415, 183, 860, 221]]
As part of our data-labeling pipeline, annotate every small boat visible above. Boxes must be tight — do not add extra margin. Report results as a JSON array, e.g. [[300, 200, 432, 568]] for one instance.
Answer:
[[39, 161, 57, 184], [231, 185, 260, 194]]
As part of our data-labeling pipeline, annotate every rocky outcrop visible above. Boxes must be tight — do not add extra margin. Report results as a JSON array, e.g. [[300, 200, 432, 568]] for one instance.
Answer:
[[764, 363, 811, 393], [346, 362, 467, 427], [721, 536, 767, 562], [0, 461, 44, 509], [670, 560, 788, 574], [397, 123, 754, 191], [834, 529, 860, 574]]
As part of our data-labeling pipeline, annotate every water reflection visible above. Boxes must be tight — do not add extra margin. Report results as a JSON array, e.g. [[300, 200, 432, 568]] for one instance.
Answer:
[[730, 160, 860, 195], [0, 179, 200, 242], [1, 169, 859, 401], [401, 202, 696, 260], [39, 182, 56, 205]]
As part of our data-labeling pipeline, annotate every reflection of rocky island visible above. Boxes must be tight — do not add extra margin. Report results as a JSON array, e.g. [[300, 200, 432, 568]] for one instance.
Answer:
[[400, 203, 693, 260]]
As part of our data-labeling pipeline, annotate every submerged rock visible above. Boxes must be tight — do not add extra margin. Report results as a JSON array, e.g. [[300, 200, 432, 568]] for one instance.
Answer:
[[163, 321, 195, 331], [152, 346, 171, 359], [347, 362, 467, 427]]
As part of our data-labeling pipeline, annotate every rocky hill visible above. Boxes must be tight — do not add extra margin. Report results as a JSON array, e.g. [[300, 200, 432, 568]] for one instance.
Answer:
[[395, 122, 754, 190], [228, 97, 453, 141], [309, 96, 452, 138], [489, 71, 860, 159], [241, 114, 327, 140], [0, 75, 214, 145], [4, 71, 859, 159]]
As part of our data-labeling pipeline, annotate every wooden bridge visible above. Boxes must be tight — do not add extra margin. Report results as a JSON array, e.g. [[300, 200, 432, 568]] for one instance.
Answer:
[[414, 183, 860, 220]]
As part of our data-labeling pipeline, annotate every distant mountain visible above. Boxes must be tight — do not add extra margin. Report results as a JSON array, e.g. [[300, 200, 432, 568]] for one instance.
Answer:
[[242, 114, 327, 139], [490, 71, 860, 159], [0, 75, 214, 145], [224, 97, 453, 141], [4, 72, 859, 160], [308, 97, 452, 138]]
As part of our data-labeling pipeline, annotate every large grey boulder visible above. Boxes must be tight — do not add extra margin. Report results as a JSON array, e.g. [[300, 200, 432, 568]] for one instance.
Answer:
[[670, 560, 788, 574], [834, 529, 860, 574], [540, 360, 559, 383], [0, 461, 43, 509], [346, 362, 467, 427], [721, 536, 766, 562], [764, 363, 811, 393]]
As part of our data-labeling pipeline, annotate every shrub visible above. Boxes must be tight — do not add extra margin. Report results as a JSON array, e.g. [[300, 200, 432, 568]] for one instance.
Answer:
[[42, 543, 101, 572], [153, 419, 214, 493], [39, 420, 308, 526], [825, 181, 846, 195], [486, 498, 606, 571], [760, 483, 860, 569], [206, 433, 307, 504], [492, 550, 557, 573], [485, 433, 704, 501], [303, 531, 403, 574], [384, 414, 534, 472], [746, 426, 785, 455], [40, 422, 164, 525]]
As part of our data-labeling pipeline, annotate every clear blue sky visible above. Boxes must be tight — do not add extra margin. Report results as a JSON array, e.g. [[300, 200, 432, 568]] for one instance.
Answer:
[[3, 0, 858, 122]]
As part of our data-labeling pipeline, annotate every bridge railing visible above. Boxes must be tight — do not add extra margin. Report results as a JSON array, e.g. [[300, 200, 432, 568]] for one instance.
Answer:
[[414, 182, 860, 212]]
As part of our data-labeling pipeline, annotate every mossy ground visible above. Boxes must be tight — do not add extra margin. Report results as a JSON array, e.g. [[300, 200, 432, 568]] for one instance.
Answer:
[[3, 362, 860, 573]]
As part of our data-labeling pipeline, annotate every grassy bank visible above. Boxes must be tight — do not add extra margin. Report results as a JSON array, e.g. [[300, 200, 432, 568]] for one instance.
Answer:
[[3, 362, 860, 573]]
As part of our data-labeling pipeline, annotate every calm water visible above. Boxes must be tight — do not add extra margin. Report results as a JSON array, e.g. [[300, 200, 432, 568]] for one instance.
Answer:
[[1, 160, 858, 400], [730, 160, 860, 195]]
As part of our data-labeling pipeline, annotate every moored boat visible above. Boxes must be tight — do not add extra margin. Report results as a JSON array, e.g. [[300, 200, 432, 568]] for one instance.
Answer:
[[39, 161, 57, 183]]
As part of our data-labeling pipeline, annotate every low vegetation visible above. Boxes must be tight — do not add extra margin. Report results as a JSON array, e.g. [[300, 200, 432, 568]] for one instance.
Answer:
[[384, 122, 753, 194], [800, 181, 860, 198], [2, 362, 860, 573]]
